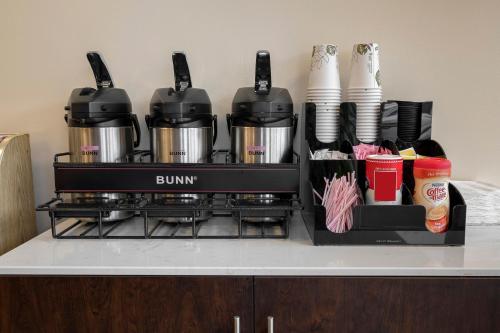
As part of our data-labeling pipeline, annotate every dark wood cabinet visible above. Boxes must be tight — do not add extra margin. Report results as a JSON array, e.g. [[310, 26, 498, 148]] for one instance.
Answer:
[[254, 277, 345, 332], [254, 277, 500, 333], [1, 276, 499, 332], [0, 276, 254, 333]]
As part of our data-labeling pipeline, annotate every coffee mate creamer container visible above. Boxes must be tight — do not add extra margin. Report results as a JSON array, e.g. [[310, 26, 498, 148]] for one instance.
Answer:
[[413, 158, 452, 233]]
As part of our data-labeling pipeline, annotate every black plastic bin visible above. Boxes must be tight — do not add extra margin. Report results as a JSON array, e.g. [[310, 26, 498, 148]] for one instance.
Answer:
[[300, 103, 466, 246]]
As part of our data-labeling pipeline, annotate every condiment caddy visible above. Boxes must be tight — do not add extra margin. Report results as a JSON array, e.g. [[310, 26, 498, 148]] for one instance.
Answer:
[[301, 103, 466, 246]]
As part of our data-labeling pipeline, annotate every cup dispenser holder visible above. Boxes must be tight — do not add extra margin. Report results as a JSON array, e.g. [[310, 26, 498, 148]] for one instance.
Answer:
[[301, 102, 466, 245]]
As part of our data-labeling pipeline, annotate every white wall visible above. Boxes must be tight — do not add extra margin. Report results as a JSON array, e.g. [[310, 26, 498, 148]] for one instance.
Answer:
[[0, 0, 498, 232]]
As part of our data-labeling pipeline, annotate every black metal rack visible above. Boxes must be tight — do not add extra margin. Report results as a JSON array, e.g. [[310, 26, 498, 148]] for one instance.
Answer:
[[38, 151, 302, 239]]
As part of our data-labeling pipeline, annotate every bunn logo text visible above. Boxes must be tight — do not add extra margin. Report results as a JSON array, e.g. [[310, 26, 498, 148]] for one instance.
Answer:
[[156, 176, 196, 185]]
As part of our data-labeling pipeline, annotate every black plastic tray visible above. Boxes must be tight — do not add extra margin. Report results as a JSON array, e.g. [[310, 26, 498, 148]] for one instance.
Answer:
[[300, 103, 466, 246]]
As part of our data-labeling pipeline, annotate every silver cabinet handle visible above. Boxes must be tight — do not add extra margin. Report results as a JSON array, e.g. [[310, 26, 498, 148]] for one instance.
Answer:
[[234, 316, 240, 333], [267, 316, 274, 333]]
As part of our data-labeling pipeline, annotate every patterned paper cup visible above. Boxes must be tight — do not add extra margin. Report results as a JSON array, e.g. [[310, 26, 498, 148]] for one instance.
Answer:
[[348, 43, 381, 89], [308, 44, 341, 89]]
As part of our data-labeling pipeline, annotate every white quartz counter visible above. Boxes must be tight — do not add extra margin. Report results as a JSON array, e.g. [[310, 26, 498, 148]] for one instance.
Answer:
[[0, 181, 499, 277]]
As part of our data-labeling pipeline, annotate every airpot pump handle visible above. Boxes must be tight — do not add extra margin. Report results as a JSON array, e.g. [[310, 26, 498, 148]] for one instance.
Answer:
[[172, 52, 192, 92], [86, 52, 114, 89], [254, 50, 271, 95]]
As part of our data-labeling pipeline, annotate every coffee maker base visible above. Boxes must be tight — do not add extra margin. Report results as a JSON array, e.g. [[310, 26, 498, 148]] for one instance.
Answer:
[[150, 193, 211, 223], [240, 216, 285, 223], [71, 193, 135, 223], [154, 212, 212, 224], [80, 211, 136, 223]]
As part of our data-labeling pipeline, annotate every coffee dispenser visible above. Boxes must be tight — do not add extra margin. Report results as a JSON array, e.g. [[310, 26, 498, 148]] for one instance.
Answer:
[[146, 52, 216, 222], [65, 52, 141, 221], [227, 50, 297, 221]]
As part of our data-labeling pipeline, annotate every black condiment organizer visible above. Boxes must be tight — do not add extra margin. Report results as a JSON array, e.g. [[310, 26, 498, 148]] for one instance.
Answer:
[[301, 103, 466, 245]]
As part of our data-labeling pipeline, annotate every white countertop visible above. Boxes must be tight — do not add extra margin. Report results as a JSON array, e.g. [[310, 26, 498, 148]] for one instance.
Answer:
[[0, 181, 499, 277]]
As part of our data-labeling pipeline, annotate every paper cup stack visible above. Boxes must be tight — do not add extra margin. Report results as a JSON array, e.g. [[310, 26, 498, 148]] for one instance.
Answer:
[[346, 43, 382, 143], [307, 44, 342, 143]]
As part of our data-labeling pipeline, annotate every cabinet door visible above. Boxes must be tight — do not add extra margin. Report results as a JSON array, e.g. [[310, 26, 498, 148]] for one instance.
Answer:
[[0, 276, 253, 333], [255, 277, 500, 333], [343, 277, 500, 333], [254, 277, 346, 332]]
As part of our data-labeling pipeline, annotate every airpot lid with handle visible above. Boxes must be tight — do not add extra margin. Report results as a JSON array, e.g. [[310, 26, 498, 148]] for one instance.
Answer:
[[149, 52, 212, 121], [231, 50, 293, 119], [65, 52, 132, 120]]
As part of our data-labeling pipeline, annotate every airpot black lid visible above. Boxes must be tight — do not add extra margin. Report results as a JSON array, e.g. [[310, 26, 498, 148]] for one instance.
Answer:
[[232, 87, 293, 116], [65, 52, 132, 120], [150, 87, 211, 118], [232, 50, 293, 118], [149, 52, 212, 120]]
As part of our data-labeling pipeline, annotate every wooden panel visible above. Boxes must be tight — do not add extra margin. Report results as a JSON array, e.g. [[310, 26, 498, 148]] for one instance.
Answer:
[[344, 277, 500, 333], [0, 134, 37, 255], [255, 277, 500, 333], [254, 277, 346, 333], [0, 276, 253, 333]]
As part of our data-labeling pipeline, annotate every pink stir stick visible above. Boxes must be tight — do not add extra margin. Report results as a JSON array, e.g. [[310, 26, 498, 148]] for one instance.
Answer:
[[314, 171, 362, 233], [353, 143, 392, 160]]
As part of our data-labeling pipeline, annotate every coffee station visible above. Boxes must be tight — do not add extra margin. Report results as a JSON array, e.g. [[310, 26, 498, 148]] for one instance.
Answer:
[[1, 36, 500, 333], [34, 47, 466, 247]]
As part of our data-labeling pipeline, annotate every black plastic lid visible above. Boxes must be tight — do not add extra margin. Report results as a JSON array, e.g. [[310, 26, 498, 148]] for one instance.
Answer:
[[149, 52, 212, 121], [231, 51, 293, 119], [232, 86, 293, 117], [150, 87, 212, 118], [65, 52, 132, 120]]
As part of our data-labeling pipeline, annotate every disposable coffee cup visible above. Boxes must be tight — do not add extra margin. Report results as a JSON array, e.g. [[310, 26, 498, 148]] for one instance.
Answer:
[[347, 87, 382, 92], [308, 88, 342, 91], [308, 44, 341, 89], [347, 43, 381, 89]]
